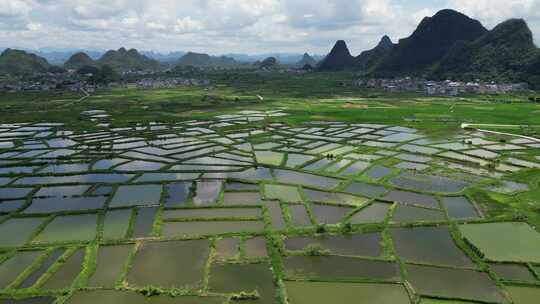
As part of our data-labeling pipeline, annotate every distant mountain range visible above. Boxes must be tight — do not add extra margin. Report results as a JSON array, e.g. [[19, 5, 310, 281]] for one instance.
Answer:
[[355, 35, 395, 70], [317, 9, 540, 87], [0, 49, 51, 75], [176, 52, 238, 67], [61, 48, 160, 72], [257, 57, 279, 69], [64, 52, 95, 70], [0, 48, 323, 65], [430, 18, 540, 84], [372, 9, 488, 76], [0, 47, 320, 75], [0, 47, 323, 75], [318, 40, 358, 71], [310, 38, 395, 72], [224, 53, 324, 64], [98, 48, 161, 71], [141, 51, 186, 63], [297, 53, 318, 67], [0, 8, 538, 87], [39, 50, 102, 65]]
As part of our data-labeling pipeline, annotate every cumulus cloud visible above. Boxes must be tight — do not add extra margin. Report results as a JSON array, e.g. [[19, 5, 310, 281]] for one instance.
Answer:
[[447, 0, 540, 45], [0, 0, 33, 30], [0, 0, 539, 54], [447, 0, 539, 26], [72, 1, 129, 19], [281, 0, 398, 31], [174, 17, 205, 33], [0, 0, 32, 17]]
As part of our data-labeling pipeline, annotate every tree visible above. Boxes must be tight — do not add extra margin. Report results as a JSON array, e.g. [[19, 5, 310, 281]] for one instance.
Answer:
[[90, 65, 119, 84], [47, 66, 67, 74], [77, 65, 99, 75]]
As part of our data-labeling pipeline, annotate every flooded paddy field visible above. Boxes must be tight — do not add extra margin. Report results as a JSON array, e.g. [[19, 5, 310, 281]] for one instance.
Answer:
[[1, 109, 540, 303]]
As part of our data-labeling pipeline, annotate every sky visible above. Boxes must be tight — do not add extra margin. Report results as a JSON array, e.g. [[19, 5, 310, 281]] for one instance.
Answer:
[[1, 0, 539, 55]]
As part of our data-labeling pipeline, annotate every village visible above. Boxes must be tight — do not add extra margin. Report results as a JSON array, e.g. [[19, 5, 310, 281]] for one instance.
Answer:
[[0, 70, 212, 93], [0, 68, 533, 97], [354, 77, 531, 96]]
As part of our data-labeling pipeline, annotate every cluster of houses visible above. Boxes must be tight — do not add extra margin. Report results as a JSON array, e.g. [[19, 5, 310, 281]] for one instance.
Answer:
[[125, 78, 211, 89], [354, 77, 530, 96], [1, 81, 53, 92], [0, 74, 211, 92], [424, 80, 530, 96], [1, 72, 532, 95], [0, 79, 93, 93], [0, 71, 89, 92]]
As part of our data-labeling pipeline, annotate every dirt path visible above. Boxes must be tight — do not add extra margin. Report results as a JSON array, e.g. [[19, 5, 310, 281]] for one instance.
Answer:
[[461, 123, 540, 143], [77, 88, 90, 102]]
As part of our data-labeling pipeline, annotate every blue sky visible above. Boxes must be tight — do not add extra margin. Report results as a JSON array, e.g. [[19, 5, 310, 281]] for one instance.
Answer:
[[1, 0, 538, 54]]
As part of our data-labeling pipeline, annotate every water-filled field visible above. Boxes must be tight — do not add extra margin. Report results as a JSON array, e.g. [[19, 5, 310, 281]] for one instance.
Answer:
[[0, 109, 539, 303]]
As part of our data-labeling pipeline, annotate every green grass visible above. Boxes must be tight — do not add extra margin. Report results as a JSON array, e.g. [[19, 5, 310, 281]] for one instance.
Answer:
[[1, 71, 539, 137], [459, 222, 540, 263], [1, 70, 540, 303]]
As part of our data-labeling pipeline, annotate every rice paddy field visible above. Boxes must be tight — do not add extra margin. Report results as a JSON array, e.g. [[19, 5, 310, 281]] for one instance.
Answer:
[[1, 73, 540, 303]]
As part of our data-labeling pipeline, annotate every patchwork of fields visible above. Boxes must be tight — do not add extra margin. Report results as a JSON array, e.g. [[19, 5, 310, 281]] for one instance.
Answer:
[[0, 109, 540, 303]]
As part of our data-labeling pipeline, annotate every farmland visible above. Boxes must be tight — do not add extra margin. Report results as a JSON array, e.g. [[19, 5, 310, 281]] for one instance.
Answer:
[[0, 72, 540, 303]]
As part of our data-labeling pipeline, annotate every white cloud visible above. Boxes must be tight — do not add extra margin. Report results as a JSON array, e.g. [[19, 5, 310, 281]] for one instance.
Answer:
[[121, 17, 139, 26], [68, 18, 112, 31], [26, 22, 42, 31], [71, 0, 130, 19], [0, 0, 539, 54], [447, 0, 538, 27], [174, 16, 204, 33], [447, 0, 540, 44], [413, 8, 436, 24], [146, 22, 167, 30], [0, 0, 32, 18], [363, 0, 396, 18]]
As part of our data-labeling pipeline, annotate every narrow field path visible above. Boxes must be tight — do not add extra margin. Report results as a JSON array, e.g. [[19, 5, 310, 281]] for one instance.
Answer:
[[461, 123, 540, 143], [63, 88, 91, 108], [77, 88, 90, 102]]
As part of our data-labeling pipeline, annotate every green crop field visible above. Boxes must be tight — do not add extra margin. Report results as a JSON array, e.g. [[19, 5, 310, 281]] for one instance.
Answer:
[[0, 71, 539, 304], [1, 71, 540, 137]]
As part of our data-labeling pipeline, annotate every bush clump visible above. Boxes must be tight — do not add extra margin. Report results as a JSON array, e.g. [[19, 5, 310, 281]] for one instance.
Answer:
[[304, 244, 330, 256], [231, 291, 260, 301], [140, 286, 163, 297]]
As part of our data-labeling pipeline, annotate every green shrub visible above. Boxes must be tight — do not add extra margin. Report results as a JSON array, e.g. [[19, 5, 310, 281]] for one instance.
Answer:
[[140, 286, 163, 297], [231, 291, 260, 300], [304, 244, 330, 256], [341, 222, 353, 233], [316, 224, 327, 234]]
